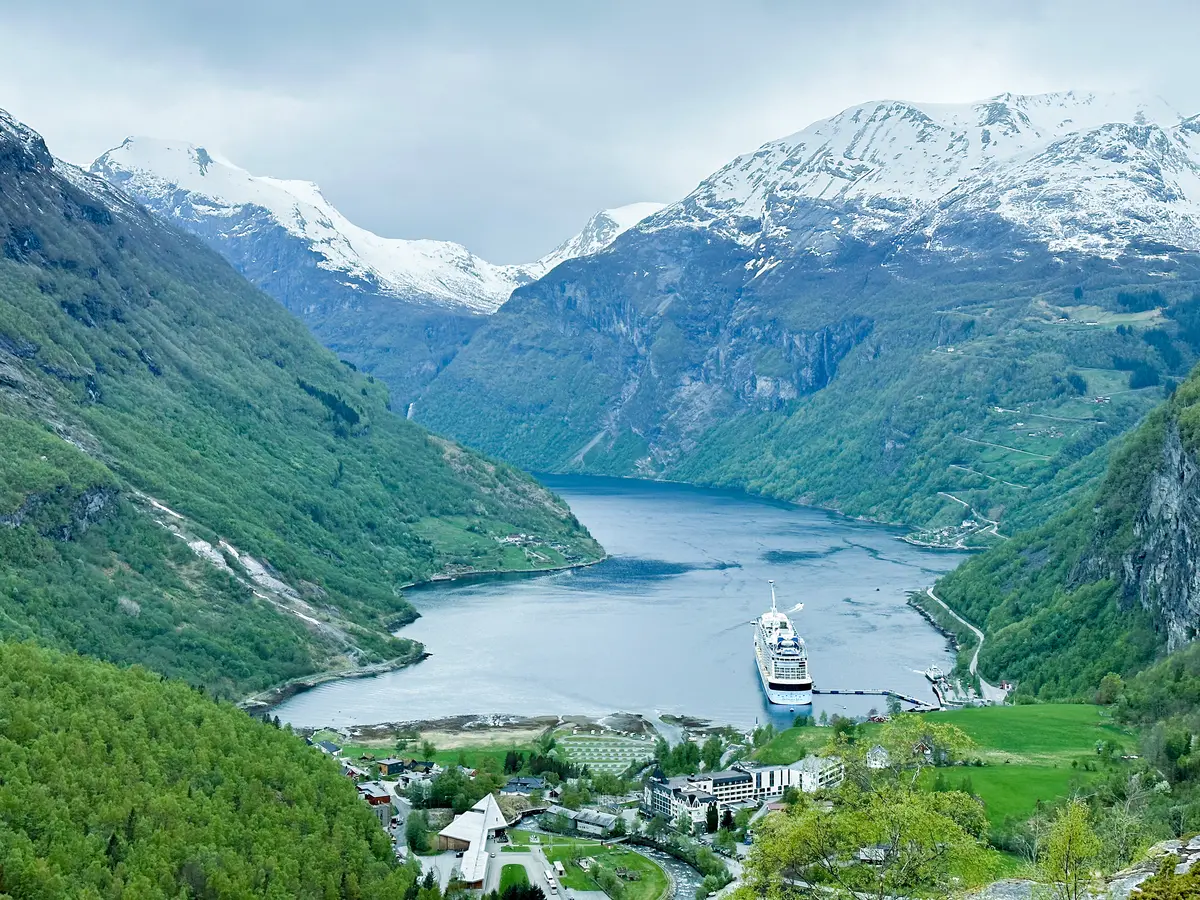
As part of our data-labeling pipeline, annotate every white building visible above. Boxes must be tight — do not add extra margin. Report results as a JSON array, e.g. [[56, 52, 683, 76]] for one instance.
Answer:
[[789, 755, 845, 792], [436, 793, 508, 887], [866, 745, 891, 770], [642, 758, 844, 825]]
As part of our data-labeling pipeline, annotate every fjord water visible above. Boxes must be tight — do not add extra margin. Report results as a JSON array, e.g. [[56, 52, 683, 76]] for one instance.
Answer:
[[276, 476, 965, 729]]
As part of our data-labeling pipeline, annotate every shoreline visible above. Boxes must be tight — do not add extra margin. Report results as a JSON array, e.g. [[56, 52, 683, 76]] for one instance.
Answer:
[[243, 555, 606, 713], [398, 553, 607, 592], [239, 651, 430, 715]]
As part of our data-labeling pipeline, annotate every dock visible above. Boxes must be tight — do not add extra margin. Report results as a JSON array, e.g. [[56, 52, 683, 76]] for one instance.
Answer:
[[812, 688, 938, 710]]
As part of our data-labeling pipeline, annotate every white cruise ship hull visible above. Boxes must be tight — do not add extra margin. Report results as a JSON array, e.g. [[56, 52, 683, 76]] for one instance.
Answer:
[[755, 638, 813, 706]]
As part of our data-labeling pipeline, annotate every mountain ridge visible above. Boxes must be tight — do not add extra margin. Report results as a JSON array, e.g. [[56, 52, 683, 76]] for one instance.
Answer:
[[0, 106, 602, 697], [91, 137, 664, 314], [90, 137, 664, 406], [413, 89, 1200, 540]]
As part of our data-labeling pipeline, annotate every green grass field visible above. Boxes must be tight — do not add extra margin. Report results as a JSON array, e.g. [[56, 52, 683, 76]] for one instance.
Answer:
[[500, 865, 530, 892], [752, 726, 829, 765], [924, 765, 1104, 825], [755, 705, 1136, 826], [922, 704, 1135, 762]]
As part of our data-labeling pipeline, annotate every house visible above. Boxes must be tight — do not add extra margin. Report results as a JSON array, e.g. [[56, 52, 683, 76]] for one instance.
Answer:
[[437, 793, 509, 887], [541, 804, 619, 837], [790, 755, 845, 793], [866, 745, 890, 771], [316, 740, 342, 757], [405, 760, 437, 775], [501, 776, 546, 795], [377, 757, 406, 776], [356, 781, 393, 827], [342, 763, 369, 780]]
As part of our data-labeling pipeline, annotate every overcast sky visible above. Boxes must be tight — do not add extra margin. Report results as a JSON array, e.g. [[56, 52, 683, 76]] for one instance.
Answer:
[[2, 0, 1198, 262]]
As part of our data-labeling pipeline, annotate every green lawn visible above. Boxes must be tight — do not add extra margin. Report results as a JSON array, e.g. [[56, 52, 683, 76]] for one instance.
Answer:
[[542, 844, 669, 900], [752, 726, 830, 765], [924, 764, 1104, 825], [500, 865, 529, 892], [922, 704, 1135, 762]]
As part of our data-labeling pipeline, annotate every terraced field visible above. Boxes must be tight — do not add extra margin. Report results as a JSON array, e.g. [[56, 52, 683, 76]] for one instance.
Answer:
[[558, 731, 655, 774]]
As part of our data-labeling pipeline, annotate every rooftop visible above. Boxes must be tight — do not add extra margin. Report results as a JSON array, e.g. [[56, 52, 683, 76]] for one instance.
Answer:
[[438, 793, 508, 883]]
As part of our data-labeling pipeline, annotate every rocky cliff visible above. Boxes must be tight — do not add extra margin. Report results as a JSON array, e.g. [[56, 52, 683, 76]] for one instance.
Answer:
[[1120, 422, 1200, 649], [935, 367, 1200, 698]]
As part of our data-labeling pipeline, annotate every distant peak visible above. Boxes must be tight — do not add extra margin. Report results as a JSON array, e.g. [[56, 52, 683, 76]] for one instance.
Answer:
[[0, 108, 53, 174]]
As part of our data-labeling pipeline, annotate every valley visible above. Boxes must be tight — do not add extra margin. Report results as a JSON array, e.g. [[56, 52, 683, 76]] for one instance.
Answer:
[[7, 25, 1200, 899]]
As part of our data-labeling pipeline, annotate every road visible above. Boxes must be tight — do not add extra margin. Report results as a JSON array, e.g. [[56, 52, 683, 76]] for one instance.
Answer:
[[924, 587, 1008, 703]]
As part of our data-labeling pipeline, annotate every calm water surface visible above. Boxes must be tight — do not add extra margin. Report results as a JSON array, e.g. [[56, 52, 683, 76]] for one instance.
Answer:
[[276, 476, 966, 729]]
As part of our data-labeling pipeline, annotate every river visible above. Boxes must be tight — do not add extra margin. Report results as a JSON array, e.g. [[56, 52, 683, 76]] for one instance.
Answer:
[[275, 476, 967, 730]]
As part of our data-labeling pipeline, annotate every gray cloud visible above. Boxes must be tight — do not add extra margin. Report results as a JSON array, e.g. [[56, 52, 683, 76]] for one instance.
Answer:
[[3, 0, 1198, 261]]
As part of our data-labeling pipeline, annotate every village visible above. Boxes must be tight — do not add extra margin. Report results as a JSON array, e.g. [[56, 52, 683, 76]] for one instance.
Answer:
[[303, 718, 860, 900]]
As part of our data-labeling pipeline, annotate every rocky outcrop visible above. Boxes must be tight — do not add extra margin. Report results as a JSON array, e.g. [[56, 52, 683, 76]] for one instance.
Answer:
[[0, 485, 117, 540], [1121, 423, 1200, 649]]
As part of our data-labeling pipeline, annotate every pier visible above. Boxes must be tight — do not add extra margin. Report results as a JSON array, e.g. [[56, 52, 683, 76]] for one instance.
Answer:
[[812, 688, 937, 710]]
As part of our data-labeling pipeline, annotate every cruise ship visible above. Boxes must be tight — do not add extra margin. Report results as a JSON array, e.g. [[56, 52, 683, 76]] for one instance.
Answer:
[[754, 581, 813, 707]]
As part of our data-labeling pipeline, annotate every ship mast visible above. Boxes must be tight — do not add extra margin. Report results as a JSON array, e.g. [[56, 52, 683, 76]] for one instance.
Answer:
[[769, 579, 777, 612]]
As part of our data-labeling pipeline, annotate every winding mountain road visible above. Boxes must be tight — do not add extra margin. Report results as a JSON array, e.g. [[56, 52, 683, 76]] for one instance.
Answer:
[[925, 587, 1008, 703]]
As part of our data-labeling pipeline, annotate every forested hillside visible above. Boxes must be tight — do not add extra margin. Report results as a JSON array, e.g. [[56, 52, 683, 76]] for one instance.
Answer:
[[418, 232, 1199, 538], [935, 360, 1200, 698], [0, 109, 602, 697], [0, 641, 419, 898]]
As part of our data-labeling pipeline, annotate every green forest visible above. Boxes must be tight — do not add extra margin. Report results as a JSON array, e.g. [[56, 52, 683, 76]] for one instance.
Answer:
[[0, 134, 602, 696], [0, 641, 422, 899]]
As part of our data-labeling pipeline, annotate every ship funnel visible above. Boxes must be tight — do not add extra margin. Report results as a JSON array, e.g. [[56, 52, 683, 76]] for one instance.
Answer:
[[769, 579, 777, 612]]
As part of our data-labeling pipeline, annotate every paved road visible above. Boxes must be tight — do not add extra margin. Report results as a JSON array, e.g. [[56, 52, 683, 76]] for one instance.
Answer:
[[925, 587, 1008, 703]]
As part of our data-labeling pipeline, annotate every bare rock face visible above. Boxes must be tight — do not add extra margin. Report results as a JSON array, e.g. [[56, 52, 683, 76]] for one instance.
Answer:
[[1122, 424, 1200, 649]]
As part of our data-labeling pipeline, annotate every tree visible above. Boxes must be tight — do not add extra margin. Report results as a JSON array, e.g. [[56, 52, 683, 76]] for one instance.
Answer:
[[702, 735, 724, 771], [740, 785, 990, 900], [752, 724, 776, 749], [720, 809, 735, 831], [420, 739, 437, 761], [1039, 800, 1101, 900], [1096, 672, 1125, 705], [406, 809, 431, 852], [706, 804, 719, 834], [676, 811, 696, 836]]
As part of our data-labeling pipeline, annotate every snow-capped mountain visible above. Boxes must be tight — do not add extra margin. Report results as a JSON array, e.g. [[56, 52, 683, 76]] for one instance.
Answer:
[[534, 202, 665, 272], [650, 90, 1200, 258], [90, 138, 662, 314], [412, 89, 1200, 511]]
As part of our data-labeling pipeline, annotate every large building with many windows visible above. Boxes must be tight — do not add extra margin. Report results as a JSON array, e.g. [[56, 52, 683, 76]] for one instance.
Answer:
[[642, 758, 844, 825]]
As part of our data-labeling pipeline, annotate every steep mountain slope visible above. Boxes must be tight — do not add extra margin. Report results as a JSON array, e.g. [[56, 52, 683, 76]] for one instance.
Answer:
[[415, 91, 1200, 537], [91, 138, 662, 404], [0, 108, 601, 697], [934, 350, 1200, 699], [0, 640, 419, 898]]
